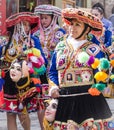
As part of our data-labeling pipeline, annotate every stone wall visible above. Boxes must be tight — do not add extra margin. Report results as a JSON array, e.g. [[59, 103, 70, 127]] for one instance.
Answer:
[[91, 0, 114, 18]]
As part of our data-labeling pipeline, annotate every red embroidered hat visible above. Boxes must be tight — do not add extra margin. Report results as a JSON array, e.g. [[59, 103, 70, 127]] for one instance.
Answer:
[[62, 8, 103, 36], [5, 12, 40, 33]]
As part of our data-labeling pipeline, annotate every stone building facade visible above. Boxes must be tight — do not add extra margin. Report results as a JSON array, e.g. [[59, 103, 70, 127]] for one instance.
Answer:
[[92, 0, 114, 18]]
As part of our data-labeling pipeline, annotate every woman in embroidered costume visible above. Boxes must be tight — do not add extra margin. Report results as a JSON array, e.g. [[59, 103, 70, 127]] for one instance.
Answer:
[[34, 4, 65, 68], [90, 2, 112, 48], [33, 5, 65, 129], [0, 12, 46, 130], [48, 8, 113, 129]]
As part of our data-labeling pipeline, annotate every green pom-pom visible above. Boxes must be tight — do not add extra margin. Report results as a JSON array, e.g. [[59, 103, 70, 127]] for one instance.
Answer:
[[95, 83, 106, 91], [34, 65, 46, 75], [99, 58, 110, 70], [78, 52, 89, 63]]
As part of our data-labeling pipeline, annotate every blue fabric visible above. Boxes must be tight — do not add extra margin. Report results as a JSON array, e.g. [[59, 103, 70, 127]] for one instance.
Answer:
[[49, 51, 59, 86], [91, 29, 112, 48], [102, 17, 112, 30], [0, 46, 2, 57], [102, 17, 112, 47], [90, 35, 106, 58]]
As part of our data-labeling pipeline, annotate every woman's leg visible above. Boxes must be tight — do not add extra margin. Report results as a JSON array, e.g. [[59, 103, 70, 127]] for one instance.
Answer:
[[18, 112, 30, 130], [7, 113, 17, 130], [37, 110, 44, 130]]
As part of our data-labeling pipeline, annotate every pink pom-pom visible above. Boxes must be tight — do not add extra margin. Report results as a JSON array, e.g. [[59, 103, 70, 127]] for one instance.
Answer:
[[38, 56, 45, 64], [32, 61, 42, 68], [29, 68, 34, 74]]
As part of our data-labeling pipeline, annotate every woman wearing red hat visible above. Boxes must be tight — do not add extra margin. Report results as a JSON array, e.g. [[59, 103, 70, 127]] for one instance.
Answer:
[[48, 8, 113, 129], [0, 12, 46, 130]]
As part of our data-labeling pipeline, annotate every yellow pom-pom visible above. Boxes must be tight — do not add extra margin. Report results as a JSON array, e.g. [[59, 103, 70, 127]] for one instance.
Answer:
[[91, 58, 100, 69], [32, 48, 41, 57], [24, 49, 32, 55], [110, 60, 114, 67], [110, 74, 114, 79], [94, 71, 108, 82]]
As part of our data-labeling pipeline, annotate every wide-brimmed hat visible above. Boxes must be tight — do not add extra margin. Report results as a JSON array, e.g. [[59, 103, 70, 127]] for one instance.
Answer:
[[34, 4, 61, 17], [6, 12, 40, 33], [62, 8, 103, 36]]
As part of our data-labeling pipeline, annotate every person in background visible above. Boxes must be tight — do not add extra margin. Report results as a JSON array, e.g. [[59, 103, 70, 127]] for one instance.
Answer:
[[34, 4, 66, 129], [109, 6, 114, 27], [34, 4, 66, 71], [48, 8, 113, 129], [0, 12, 46, 130], [91, 2, 112, 48]]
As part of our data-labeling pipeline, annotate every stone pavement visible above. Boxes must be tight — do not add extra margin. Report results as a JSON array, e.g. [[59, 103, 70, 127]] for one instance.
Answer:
[[0, 99, 114, 130], [0, 112, 41, 130]]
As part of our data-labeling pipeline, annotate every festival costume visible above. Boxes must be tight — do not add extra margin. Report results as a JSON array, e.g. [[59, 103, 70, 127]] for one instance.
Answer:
[[34, 4, 66, 71], [48, 8, 113, 129], [34, 5, 66, 101], [0, 12, 46, 113]]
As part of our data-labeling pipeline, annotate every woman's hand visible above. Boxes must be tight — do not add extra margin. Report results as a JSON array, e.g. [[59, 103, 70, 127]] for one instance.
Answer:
[[51, 89, 60, 98]]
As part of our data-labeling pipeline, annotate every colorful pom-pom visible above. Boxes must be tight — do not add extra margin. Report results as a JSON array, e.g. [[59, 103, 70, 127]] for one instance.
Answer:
[[110, 60, 114, 67], [95, 83, 106, 91], [87, 56, 95, 66], [91, 58, 100, 69], [32, 48, 41, 57], [78, 52, 89, 64], [24, 49, 32, 55], [29, 68, 34, 74], [34, 65, 46, 75], [88, 87, 101, 96], [31, 78, 41, 84], [98, 58, 110, 71], [94, 71, 108, 82], [110, 74, 114, 80]]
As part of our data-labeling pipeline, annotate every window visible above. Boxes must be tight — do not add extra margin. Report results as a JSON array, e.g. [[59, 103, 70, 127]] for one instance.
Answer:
[[6, 0, 18, 18], [76, 0, 87, 7], [19, 0, 37, 12]]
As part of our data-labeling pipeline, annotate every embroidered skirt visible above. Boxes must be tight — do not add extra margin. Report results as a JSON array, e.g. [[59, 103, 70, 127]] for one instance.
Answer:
[[0, 71, 45, 113], [53, 86, 113, 129]]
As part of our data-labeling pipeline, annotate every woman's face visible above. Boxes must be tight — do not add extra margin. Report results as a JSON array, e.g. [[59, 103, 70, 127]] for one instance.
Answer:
[[70, 19, 88, 40], [23, 21, 31, 35], [91, 9, 103, 20], [45, 99, 58, 122], [40, 14, 52, 28], [10, 62, 22, 82]]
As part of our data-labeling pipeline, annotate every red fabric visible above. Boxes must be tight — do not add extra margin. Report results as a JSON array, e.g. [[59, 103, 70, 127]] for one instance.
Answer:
[[0, 89, 4, 107]]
